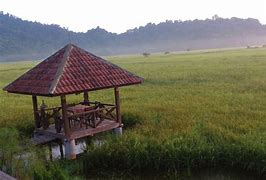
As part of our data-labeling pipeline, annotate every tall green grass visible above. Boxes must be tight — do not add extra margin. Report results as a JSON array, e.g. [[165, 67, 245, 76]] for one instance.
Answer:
[[1, 48, 266, 177]]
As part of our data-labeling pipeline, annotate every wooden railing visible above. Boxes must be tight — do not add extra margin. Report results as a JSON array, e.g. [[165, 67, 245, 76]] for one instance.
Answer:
[[36, 106, 62, 132], [36, 102, 117, 133], [68, 103, 117, 129]]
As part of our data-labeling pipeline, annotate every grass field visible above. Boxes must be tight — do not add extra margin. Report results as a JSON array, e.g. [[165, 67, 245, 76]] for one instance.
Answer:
[[1, 48, 266, 178]]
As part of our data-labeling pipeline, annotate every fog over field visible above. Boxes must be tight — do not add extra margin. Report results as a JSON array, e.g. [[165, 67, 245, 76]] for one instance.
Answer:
[[1, 12, 266, 61]]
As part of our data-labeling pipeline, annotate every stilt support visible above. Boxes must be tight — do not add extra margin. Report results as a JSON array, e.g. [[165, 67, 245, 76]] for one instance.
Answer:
[[64, 139, 76, 159], [48, 143, 53, 161], [113, 127, 123, 136], [59, 141, 64, 159]]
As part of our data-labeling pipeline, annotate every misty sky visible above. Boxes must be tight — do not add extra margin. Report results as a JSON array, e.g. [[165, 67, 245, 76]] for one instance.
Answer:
[[1, 0, 265, 33]]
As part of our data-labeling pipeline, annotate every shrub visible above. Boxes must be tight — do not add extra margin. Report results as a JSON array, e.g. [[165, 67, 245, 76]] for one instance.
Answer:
[[33, 162, 68, 180], [0, 127, 70, 179], [142, 52, 150, 57], [122, 113, 142, 129]]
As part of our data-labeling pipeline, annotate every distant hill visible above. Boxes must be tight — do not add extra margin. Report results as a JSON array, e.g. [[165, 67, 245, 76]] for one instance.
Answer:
[[1, 12, 266, 61]]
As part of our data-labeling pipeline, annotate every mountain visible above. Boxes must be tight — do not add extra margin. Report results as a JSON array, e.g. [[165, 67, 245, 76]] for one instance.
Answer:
[[1, 12, 266, 61]]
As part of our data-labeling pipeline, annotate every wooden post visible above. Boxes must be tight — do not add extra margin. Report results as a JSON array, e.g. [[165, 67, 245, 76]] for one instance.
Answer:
[[61, 95, 70, 138], [83, 91, 89, 105], [114, 87, 122, 126], [32, 95, 40, 128], [48, 143, 53, 161]]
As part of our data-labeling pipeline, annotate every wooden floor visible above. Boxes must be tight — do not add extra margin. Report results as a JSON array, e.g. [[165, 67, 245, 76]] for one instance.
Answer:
[[31, 133, 59, 145], [36, 119, 120, 140]]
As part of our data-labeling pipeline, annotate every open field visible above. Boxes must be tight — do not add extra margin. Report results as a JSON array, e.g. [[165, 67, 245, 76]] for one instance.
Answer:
[[1, 48, 266, 178]]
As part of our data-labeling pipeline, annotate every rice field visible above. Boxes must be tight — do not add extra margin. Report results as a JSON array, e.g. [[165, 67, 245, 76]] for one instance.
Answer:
[[0, 48, 266, 178]]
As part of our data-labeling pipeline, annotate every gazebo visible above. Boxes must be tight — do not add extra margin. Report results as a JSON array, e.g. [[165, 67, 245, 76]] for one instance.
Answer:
[[3, 43, 143, 159]]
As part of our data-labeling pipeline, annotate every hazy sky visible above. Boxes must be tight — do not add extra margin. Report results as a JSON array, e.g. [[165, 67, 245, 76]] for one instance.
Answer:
[[1, 0, 265, 33]]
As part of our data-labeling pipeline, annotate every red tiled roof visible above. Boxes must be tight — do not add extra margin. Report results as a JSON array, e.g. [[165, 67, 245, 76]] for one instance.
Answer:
[[3, 44, 143, 96]]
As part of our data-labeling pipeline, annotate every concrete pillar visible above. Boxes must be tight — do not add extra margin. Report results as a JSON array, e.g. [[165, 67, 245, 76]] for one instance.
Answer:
[[113, 127, 123, 136], [64, 139, 76, 159]]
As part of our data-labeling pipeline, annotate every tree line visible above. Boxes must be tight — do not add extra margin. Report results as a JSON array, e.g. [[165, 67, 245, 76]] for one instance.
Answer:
[[1, 12, 266, 61]]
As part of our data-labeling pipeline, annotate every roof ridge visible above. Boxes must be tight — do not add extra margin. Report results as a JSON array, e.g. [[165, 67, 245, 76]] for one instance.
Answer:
[[48, 44, 73, 94]]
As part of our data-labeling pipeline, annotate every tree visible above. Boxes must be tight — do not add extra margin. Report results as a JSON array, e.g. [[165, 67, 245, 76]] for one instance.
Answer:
[[142, 52, 150, 57], [212, 14, 220, 20]]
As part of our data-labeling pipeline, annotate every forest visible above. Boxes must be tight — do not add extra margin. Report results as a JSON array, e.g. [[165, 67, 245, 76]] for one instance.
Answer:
[[1, 12, 266, 61]]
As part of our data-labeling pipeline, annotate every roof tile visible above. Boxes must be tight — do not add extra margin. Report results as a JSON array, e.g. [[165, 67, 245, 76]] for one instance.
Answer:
[[4, 44, 143, 96]]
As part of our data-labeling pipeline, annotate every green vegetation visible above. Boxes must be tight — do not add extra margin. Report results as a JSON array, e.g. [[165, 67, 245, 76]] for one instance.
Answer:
[[0, 127, 70, 179], [1, 48, 266, 178]]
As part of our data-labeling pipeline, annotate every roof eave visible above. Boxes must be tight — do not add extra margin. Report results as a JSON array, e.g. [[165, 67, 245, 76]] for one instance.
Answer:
[[53, 81, 143, 96], [3, 80, 143, 97]]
